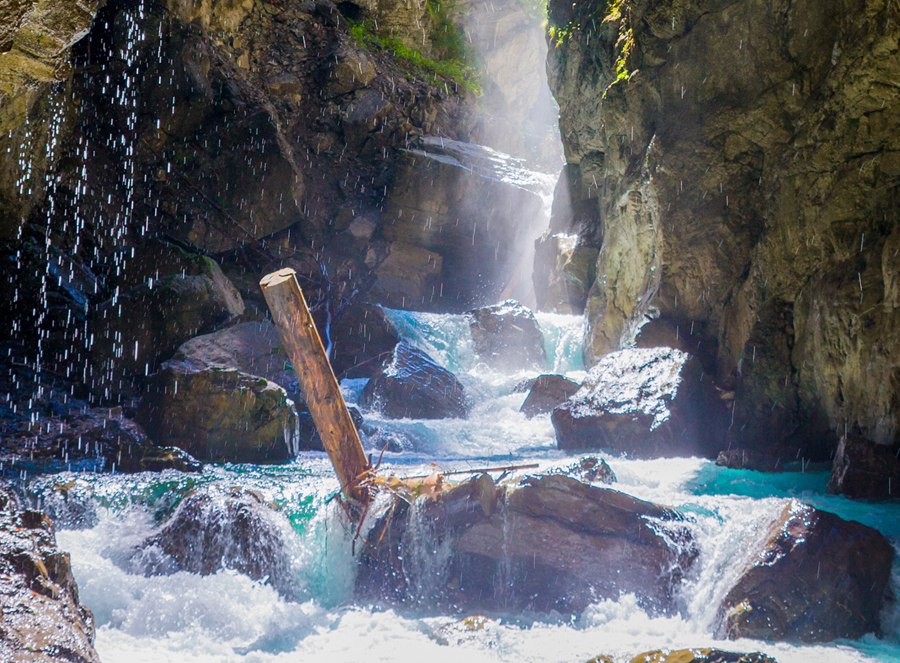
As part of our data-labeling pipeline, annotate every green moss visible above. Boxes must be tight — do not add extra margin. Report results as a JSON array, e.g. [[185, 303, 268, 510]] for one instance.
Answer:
[[425, 0, 467, 63], [348, 18, 480, 94]]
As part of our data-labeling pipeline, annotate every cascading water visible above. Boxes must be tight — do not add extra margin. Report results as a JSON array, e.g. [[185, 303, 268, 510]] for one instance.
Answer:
[[20, 310, 900, 662]]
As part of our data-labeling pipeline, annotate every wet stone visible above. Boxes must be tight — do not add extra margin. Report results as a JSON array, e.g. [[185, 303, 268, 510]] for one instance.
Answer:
[[520, 373, 580, 418], [717, 500, 894, 642], [357, 473, 696, 615], [130, 486, 297, 597], [468, 300, 547, 371], [552, 347, 727, 458], [360, 342, 469, 419], [0, 489, 99, 662]]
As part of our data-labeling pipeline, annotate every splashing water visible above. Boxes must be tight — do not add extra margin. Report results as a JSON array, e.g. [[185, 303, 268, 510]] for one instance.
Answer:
[[28, 310, 900, 662]]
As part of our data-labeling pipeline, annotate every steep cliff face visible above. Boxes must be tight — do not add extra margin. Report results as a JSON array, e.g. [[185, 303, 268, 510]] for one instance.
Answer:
[[1, 0, 557, 431], [0, 0, 474, 418], [546, 0, 899, 455]]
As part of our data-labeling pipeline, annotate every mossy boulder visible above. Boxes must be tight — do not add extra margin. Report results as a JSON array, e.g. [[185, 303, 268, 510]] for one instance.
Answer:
[[138, 360, 299, 464]]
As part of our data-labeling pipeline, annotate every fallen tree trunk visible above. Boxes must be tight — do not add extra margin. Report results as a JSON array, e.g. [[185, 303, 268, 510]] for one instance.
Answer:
[[260, 268, 371, 507]]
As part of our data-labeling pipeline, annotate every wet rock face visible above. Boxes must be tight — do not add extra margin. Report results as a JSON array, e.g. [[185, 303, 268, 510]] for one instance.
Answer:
[[827, 433, 900, 500], [520, 374, 580, 418], [0, 490, 99, 662], [546, 0, 900, 464], [131, 486, 296, 597], [0, 407, 201, 475], [381, 138, 549, 311], [552, 348, 727, 458], [138, 360, 299, 464], [0, 0, 475, 425], [361, 342, 468, 419], [468, 300, 546, 370], [717, 500, 894, 642], [88, 240, 245, 400], [356, 474, 696, 614]]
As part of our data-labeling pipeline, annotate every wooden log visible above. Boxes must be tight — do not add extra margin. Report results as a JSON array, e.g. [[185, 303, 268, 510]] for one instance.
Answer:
[[260, 268, 371, 506]]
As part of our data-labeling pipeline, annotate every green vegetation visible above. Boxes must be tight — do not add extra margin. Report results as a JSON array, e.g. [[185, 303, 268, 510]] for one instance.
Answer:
[[426, 0, 468, 63], [348, 17, 480, 94], [516, 0, 548, 21], [544, 0, 635, 96]]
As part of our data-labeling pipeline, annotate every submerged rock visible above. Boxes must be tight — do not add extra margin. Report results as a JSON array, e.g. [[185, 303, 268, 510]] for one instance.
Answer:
[[630, 650, 776, 663], [131, 486, 295, 596], [360, 343, 468, 419], [138, 360, 299, 464], [468, 300, 546, 370], [0, 490, 99, 662], [520, 374, 580, 417], [357, 473, 696, 614], [827, 433, 900, 500], [552, 348, 726, 458], [717, 500, 894, 642]]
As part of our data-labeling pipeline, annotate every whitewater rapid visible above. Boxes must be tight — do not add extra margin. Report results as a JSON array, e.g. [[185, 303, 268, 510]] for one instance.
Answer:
[[29, 310, 900, 662]]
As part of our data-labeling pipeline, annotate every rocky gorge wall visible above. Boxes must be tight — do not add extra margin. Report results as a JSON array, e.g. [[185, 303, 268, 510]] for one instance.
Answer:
[[0, 0, 558, 426], [544, 0, 899, 460]]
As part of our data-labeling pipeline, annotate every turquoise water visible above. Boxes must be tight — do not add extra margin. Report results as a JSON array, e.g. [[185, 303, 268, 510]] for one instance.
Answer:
[[29, 310, 900, 662]]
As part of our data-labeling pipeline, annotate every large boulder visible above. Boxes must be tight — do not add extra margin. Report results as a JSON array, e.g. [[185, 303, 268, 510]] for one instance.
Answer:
[[0, 491, 99, 662], [520, 374, 580, 417], [357, 474, 696, 614], [130, 486, 295, 596], [827, 433, 900, 500], [468, 300, 546, 370], [552, 348, 727, 458], [138, 360, 299, 464], [360, 343, 468, 419], [717, 500, 894, 642], [175, 320, 300, 402]]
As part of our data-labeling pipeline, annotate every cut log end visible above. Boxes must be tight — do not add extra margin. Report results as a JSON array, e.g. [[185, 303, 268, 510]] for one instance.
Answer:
[[259, 268, 298, 289]]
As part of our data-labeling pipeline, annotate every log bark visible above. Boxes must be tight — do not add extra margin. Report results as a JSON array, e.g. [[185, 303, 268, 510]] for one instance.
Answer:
[[260, 268, 371, 506]]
